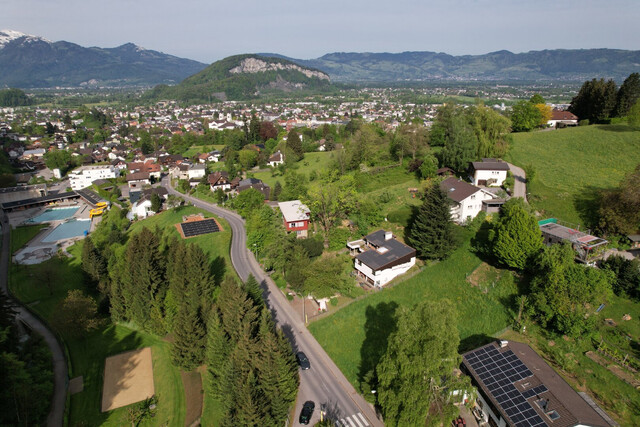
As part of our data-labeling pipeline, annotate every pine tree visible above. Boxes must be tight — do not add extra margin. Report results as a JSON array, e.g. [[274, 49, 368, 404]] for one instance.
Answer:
[[615, 72, 640, 117], [186, 244, 215, 307], [206, 310, 229, 398], [408, 185, 456, 260], [171, 297, 206, 370], [243, 274, 263, 307], [123, 227, 167, 333]]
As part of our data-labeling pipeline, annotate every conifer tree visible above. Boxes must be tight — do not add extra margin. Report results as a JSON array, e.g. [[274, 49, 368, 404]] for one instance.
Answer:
[[206, 310, 229, 398], [123, 227, 167, 333], [171, 296, 206, 370], [408, 185, 456, 260], [243, 274, 263, 307]]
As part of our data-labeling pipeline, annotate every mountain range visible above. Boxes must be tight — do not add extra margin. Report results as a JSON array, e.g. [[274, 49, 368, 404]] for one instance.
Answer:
[[266, 49, 640, 83], [1, 29, 639, 89], [0, 30, 207, 88]]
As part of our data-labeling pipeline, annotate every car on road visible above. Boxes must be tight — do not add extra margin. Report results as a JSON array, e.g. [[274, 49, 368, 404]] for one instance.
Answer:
[[296, 351, 310, 370], [299, 401, 315, 425]]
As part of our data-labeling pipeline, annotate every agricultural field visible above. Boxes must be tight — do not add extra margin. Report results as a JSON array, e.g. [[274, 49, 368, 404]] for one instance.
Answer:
[[309, 228, 518, 387], [507, 124, 640, 226]]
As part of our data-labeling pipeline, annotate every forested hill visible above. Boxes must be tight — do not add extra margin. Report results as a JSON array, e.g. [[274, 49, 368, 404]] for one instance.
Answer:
[[146, 54, 332, 102], [262, 49, 640, 83], [0, 30, 207, 88]]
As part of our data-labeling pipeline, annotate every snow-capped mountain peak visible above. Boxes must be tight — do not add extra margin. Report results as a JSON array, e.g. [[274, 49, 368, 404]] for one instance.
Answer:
[[0, 29, 49, 49]]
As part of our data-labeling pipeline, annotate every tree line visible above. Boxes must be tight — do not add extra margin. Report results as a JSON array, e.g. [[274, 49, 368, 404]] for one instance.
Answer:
[[81, 208, 298, 425], [569, 72, 640, 124]]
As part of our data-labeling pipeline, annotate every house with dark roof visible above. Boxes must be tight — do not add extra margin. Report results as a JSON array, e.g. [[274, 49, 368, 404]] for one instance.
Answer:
[[348, 230, 416, 287], [208, 171, 231, 192], [470, 158, 510, 187], [462, 340, 614, 427], [268, 150, 285, 167], [237, 178, 270, 199], [440, 177, 499, 224]]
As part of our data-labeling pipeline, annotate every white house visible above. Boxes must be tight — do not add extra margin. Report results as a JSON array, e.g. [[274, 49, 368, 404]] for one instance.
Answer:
[[348, 230, 416, 287], [127, 197, 155, 220], [547, 109, 578, 128], [268, 150, 285, 167], [68, 165, 118, 190], [470, 158, 510, 187], [187, 164, 206, 180], [440, 177, 499, 224]]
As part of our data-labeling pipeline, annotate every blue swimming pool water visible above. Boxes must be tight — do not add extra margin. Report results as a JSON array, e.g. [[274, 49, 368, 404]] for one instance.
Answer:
[[42, 219, 91, 242], [28, 207, 78, 223]]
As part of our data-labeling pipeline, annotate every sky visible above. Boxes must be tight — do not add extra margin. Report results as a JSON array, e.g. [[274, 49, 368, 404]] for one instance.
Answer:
[[2, 0, 639, 64]]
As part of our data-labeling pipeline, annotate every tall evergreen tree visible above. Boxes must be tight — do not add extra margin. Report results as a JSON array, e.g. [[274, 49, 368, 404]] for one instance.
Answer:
[[286, 129, 303, 159], [439, 114, 477, 172], [408, 185, 456, 260], [569, 78, 617, 123], [615, 72, 640, 117], [243, 274, 263, 307], [171, 296, 206, 370], [122, 227, 167, 333], [206, 309, 229, 398]]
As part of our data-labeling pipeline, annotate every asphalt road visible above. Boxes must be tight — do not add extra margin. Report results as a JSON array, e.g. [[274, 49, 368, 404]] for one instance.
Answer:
[[162, 178, 383, 427], [0, 211, 67, 427]]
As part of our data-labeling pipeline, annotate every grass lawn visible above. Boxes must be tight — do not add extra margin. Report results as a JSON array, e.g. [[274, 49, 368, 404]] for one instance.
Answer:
[[252, 151, 335, 189], [506, 124, 640, 226], [129, 205, 234, 280], [10, 224, 47, 254], [182, 145, 225, 158], [308, 229, 518, 388]]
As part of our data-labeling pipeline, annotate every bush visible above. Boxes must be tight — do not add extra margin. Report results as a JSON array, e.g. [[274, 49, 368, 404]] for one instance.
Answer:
[[579, 119, 590, 126]]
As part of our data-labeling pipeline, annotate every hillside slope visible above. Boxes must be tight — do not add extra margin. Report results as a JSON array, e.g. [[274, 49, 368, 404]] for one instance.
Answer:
[[148, 54, 332, 101]]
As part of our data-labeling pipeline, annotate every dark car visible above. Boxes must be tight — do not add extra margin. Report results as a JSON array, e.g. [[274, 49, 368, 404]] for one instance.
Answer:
[[299, 401, 315, 425], [296, 351, 310, 370]]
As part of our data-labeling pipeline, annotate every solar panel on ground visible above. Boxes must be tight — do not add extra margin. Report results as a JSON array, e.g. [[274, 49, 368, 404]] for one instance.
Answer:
[[180, 219, 220, 238]]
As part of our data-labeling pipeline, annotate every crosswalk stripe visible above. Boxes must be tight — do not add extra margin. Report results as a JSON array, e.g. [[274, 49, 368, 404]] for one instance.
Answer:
[[338, 419, 347, 427], [352, 414, 364, 427], [346, 416, 357, 427], [357, 413, 369, 426]]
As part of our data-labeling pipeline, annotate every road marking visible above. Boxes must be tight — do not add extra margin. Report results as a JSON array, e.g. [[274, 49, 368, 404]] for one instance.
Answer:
[[357, 413, 369, 426], [352, 414, 364, 427], [346, 416, 357, 427], [338, 419, 347, 427]]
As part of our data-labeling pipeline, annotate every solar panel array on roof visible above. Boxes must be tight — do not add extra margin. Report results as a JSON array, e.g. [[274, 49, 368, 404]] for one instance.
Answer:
[[465, 346, 548, 427], [180, 219, 219, 238]]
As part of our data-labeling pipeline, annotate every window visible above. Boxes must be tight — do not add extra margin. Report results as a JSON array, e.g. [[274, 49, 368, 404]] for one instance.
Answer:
[[470, 195, 476, 200]]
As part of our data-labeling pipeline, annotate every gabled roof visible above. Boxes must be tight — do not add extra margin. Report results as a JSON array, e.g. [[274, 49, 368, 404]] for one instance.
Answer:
[[471, 159, 510, 171], [463, 341, 613, 427], [440, 177, 482, 203], [551, 110, 578, 121]]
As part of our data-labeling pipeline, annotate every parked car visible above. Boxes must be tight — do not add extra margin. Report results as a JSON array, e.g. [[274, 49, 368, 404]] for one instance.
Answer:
[[296, 351, 310, 370], [299, 401, 315, 425]]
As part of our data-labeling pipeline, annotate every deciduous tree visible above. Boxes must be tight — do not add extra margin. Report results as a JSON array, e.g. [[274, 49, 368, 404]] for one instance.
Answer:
[[377, 300, 467, 426]]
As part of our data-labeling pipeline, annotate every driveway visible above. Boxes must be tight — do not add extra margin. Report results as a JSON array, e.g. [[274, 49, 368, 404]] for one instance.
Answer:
[[507, 163, 527, 201]]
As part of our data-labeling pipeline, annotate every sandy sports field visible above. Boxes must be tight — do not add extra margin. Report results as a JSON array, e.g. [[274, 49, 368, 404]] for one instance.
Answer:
[[101, 347, 155, 412]]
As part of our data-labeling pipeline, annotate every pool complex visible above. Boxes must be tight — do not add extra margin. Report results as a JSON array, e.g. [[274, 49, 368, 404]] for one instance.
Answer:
[[42, 219, 91, 242], [27, 207, 78, 223]]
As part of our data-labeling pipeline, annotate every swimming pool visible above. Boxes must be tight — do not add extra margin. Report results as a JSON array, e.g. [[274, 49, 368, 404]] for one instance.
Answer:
[[42, 219, 91, 242], [27, 207, 78, 223]]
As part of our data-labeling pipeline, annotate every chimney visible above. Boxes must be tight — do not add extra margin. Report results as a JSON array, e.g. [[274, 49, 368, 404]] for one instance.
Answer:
[[500, 340, 508, 348], [385, 231, 393, 241]]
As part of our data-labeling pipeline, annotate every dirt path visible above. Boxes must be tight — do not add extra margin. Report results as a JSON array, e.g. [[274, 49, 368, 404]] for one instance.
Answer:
[[182, 370, 203, 426]]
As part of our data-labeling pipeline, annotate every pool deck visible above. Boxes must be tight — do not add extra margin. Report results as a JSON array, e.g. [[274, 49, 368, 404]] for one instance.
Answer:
[[10, 201, 94, 265]]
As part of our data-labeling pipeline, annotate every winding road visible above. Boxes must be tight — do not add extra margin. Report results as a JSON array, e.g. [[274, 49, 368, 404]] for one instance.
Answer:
[[0, 211, 67, 427], [162, 177, 383, 427]]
